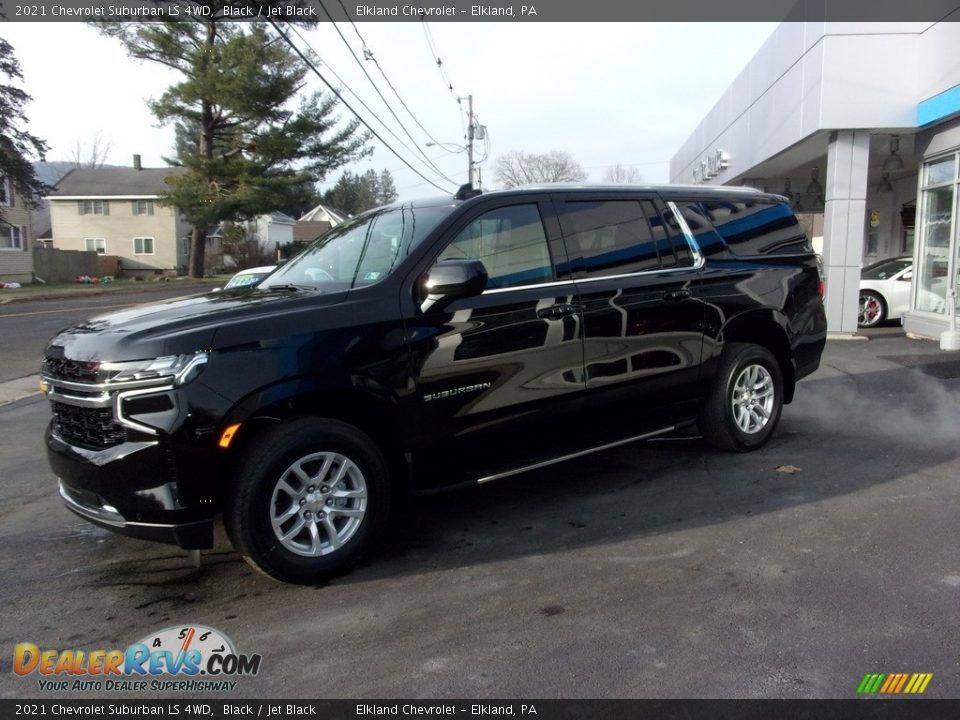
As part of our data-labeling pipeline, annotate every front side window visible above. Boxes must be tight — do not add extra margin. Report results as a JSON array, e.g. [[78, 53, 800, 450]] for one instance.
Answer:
[[558, 200, 659, 276], [437, 203, 553, 289], [0, 224, 22, 250], [85, 238, 105, 255], [134, 237, 154, 255]]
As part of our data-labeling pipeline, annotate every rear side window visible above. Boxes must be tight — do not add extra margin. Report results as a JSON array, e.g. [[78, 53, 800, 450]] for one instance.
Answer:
[[700, 199, 810, 256], [437, 203, 553, 289], [558, 200, 660, 276]]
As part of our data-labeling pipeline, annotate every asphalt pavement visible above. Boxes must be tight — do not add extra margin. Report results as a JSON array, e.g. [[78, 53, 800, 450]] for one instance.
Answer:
[[1, 328, 958, 699]]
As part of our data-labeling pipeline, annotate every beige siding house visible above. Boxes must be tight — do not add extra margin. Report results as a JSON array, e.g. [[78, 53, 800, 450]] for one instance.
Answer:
[[0, 178, 35, 283], [47, 160, 191, 276]]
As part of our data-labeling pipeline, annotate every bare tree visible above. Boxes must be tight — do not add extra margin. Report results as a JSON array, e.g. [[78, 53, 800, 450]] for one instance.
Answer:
[[68, 130, 113, 168], [494, 150, 588, 189], [602, 163, 643, 184]]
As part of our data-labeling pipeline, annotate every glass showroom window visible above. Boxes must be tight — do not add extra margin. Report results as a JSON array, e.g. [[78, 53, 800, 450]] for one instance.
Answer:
[[914, 154, 957, 314]]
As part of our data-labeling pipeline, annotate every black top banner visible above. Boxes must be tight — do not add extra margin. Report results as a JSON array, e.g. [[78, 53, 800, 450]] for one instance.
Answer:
[[0, 0, 959, 22], [2, 700, 959, 719]]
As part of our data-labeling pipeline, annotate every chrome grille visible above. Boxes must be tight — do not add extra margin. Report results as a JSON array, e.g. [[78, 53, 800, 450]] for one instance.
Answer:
[[51, 401, 127, 450], [43, 358, 102, 384]]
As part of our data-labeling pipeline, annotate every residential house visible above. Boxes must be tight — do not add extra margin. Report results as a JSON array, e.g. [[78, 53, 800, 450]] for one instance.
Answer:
[[211, 211, 296, 267], [295, 202, 345, 243], [47, 156, 192, 277], [0, 177, 35, 284]]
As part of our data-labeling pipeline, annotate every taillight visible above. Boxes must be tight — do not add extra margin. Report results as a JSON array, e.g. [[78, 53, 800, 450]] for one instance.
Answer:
[[818, 280, 825, 299]]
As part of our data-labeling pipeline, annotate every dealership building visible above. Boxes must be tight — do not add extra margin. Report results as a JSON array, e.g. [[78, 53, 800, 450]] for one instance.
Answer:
[[670, 21, 960, 338]]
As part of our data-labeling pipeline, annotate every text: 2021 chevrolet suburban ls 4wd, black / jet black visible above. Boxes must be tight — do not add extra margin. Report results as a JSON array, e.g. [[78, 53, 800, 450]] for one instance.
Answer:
[[42, 185, 826, 583]]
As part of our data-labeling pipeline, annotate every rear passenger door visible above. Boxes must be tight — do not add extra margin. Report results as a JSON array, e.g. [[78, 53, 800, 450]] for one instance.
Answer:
[[554, 193, 706, 433]]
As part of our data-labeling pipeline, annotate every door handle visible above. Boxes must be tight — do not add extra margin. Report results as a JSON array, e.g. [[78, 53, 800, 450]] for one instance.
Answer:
[[537, 304, 576, 319], [663, 289, 692, 302]]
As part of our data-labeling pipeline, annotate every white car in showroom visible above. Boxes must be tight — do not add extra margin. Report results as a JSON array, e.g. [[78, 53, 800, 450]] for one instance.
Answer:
[[858, 257, 914, 328]]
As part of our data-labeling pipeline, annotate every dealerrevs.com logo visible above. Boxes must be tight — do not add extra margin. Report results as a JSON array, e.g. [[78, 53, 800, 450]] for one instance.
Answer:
[[13, 625, 262, 692]]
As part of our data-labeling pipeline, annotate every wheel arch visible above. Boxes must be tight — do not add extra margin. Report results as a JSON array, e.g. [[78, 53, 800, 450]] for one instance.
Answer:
[[719, 310, 796, 403], [215, 382, 413, 501]]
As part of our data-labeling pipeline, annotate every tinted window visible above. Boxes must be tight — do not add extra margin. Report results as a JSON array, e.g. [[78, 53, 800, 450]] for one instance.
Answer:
[[701, 199, 810, 256], [862, 258, 911, 280], [560, 200, 660, 276], [438, 204, 552, 289]]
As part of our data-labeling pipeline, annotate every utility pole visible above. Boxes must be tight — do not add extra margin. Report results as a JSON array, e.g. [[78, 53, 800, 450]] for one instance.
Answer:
[[466, 94, 475, 187]]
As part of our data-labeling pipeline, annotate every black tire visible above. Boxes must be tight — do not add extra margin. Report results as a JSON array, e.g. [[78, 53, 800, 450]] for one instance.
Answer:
[[224, 417, 391, 584], [858, 291, 887, 328], [698, 343, 783, 452]]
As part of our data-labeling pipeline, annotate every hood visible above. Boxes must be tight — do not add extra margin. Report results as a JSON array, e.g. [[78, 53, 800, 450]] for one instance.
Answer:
[[45, 288, 347, 363]]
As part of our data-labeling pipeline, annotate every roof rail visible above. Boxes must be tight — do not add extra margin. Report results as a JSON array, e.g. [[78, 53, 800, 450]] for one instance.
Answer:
[[454, 183, 482, 201]]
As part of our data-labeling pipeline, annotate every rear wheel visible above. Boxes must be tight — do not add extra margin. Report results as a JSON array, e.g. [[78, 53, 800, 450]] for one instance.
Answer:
[[224, 418, 391, 584], [858, 291, 886, 328], [698, 343, 783, 452]]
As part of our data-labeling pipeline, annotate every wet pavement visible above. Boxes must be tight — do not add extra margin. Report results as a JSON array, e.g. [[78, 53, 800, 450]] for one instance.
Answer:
[[1, 330, 958, 699]]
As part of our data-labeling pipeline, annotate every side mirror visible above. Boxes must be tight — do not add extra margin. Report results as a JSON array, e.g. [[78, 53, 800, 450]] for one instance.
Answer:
[[420, 259, 488, 313], [900, 271, 913, 281]]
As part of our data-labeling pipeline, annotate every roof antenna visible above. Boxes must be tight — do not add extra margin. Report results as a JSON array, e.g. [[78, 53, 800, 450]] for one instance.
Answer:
[[454, 183, 482, 201]]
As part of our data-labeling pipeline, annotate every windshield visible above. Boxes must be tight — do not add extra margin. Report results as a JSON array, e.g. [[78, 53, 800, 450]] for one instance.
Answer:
[[862, 258, 911, 280], [262, 205, 451, 291]]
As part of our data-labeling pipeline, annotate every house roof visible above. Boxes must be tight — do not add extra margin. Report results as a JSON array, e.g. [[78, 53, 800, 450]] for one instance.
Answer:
[[299, 202, 346, 226], [48, 166, 186, 198]]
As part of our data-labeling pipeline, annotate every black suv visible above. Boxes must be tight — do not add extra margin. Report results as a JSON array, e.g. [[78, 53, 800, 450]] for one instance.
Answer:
[[42, 185, 826, 583]]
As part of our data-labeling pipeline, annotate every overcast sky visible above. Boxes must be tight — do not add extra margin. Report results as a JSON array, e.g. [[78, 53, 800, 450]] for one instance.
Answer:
[[1, 21, 777, 201]]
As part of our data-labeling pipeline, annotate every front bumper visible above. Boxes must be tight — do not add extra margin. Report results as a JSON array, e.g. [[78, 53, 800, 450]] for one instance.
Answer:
[[48, 426, 215, 549], [60, 481, 213, 549]]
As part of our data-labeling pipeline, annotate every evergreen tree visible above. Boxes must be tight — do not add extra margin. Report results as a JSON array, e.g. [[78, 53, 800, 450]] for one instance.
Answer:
[[95, 16, 370, 277], [0, 36, 48, 213], [322, 168, 398, 216]]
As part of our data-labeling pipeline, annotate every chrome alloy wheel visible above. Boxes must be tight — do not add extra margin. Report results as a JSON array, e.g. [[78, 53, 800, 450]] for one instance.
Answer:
[[731, 364, 775, 435], [858, 293, 883, 327], [269, 452, 368, 557]]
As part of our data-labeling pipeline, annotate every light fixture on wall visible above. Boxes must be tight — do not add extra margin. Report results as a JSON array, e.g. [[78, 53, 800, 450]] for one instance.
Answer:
[[877, 172, 893, 193], [806, 166, 824, 196], [883, 135, 904, 173], [782, 177, 794, 202]]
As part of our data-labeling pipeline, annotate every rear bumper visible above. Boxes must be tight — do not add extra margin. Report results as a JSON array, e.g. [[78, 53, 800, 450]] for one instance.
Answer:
[[59, 481, 213, 549]]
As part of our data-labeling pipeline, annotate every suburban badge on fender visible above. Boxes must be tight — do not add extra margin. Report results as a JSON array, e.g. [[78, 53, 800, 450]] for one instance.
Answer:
[[424, 382, 492, 402]]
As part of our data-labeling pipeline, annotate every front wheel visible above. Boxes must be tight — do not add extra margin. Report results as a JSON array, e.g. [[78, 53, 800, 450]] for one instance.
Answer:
[[224, 418, 391, 584], [698, 343, 783, 452]]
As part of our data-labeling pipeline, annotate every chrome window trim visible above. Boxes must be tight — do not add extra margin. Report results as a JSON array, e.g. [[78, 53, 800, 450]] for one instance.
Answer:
[[482, 279, 577, 295], [666, 200, 706, 270]]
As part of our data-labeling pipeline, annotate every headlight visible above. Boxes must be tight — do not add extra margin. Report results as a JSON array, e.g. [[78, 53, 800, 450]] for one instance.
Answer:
[[109, 352, 209, 387]]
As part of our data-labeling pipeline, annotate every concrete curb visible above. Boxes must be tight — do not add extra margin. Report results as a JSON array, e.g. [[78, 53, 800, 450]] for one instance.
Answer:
[[0, 375, 40, 406]]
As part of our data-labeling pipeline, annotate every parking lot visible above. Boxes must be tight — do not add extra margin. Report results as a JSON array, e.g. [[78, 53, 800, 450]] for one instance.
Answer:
[[1, 298, 958, 698]]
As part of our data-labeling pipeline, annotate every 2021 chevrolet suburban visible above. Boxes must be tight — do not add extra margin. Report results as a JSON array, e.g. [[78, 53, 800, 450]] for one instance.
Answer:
[[42, 185, 827, 583]]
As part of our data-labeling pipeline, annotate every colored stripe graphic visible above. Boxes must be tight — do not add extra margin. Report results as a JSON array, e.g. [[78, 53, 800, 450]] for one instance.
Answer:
[[858, 672, 932, 694]]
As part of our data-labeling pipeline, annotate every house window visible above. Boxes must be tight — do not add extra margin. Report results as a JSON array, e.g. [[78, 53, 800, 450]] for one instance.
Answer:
[[132, 199, 154, 216], [0, 225, 22, 251], [134, 237, 155, 255], [0, 178, 10, 206], [85, 238, 106, 255], [78, 200, 109, 216]]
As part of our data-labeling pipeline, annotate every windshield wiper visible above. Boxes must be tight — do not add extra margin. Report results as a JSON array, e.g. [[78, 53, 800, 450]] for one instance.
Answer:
[[260, 283, 321, 293]]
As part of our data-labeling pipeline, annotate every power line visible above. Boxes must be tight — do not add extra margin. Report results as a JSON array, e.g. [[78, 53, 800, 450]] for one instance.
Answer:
[[335, 0, 454, 150], [284, 24, 426, 169], [316, 0, 456, 186], [269, 20, 454, 195], [420, 21, 468, 138]]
